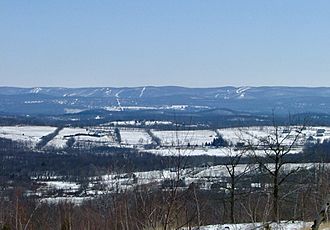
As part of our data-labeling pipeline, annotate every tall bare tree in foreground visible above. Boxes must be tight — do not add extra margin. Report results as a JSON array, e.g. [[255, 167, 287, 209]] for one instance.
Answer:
[[245, 118, 305, 223], [221, 147, 251, 223]]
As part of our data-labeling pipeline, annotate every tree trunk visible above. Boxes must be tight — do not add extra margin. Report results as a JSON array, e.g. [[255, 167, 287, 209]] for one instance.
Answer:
[[230, 176, 235, 223], [273, 164, 279, 223], [312, 200, 330, 230]]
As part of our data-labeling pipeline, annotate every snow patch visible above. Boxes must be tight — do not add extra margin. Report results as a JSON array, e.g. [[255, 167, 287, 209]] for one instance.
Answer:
[[64, 108, 84, 114], [115, 90, 123, 98], [139, 87, 146, 98], [30, 87, 42, 93], [189, 221, 310, 230], [105, 88, 112, 96], [236, 86, 250, 94], [24, 100, 44, 104], [236, 87, 250, 98]]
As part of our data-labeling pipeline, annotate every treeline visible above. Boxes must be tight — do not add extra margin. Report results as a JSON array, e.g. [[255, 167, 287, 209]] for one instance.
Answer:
[[0, 148, 165, 181], [2, 111, 330, 129], [2, 137, 330, 181]]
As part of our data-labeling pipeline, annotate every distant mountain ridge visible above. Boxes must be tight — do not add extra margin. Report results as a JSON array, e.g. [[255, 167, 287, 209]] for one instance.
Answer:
[[0, 86, 329, 115]]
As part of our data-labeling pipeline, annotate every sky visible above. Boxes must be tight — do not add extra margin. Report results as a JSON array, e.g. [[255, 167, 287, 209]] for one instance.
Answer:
[[1, 1, 330, 88]]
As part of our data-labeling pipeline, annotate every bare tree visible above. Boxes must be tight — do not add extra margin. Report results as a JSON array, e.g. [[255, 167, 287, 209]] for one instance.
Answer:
[[221, 147, 251, 223], [246, 119, 306, 222], [159, 121, 202, 230]]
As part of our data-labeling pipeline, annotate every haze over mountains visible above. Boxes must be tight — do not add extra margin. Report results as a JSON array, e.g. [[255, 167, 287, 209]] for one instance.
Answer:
[[0, 86, 329, 116]]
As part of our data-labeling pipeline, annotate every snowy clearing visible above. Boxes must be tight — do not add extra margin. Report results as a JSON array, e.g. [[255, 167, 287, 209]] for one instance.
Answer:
[[1, 125, 330, 156], [0, 125, 57, 147], [120, 128, 152, 146], [46, 127, 89, 148], [152, 130, 217, 146]]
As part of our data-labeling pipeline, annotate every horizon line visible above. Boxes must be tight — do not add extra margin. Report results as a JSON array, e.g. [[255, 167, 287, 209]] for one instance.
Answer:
[[0, 85, 329, 89]]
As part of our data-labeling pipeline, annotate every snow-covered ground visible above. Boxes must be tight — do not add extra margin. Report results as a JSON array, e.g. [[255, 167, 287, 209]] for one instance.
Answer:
[[143, 147, 229, 156], [46, 127, 117, 148], [42, 181, 81, 191], [152, 130, 217, 146], [217, 126, 309, 146], [188, 221, 311, 230], [0, 125, 57, 147], [40, 197, 91, 205], [103, 105, 209, 111], [144, 126, 329, 157], [106, 120, 173, 126], [46, 127, 89, 148], [104, 106, 159, 111], [143, 146, 302, 157], [120, 128, 152, 146], [1, 125, 330, 155], [74, 134, 113, 143]]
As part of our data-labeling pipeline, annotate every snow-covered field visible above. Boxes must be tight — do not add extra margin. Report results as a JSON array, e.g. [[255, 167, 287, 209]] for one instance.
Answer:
[[217, 126, 310, 146], [46, 127, 117, 148], [46, 127, 89, 148], [42, 181, 81, 192], [74, 134, 113, 143], [1, 125, 329, 155], [145, 126, 329, 156], [152, 129, 217, 146], [143, 147, 229, 156], [143, 146, 302, 157], [120, 128, 152, 146], [106, 120, 173, 126], [0, 125, 56, 147]]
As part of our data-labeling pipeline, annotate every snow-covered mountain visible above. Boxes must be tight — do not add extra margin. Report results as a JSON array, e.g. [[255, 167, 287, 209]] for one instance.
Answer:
[[0, 86, 329, 115]]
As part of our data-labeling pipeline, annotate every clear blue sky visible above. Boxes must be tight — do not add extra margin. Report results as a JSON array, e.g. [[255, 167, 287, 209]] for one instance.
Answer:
[[1, 1, 330, 87]]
